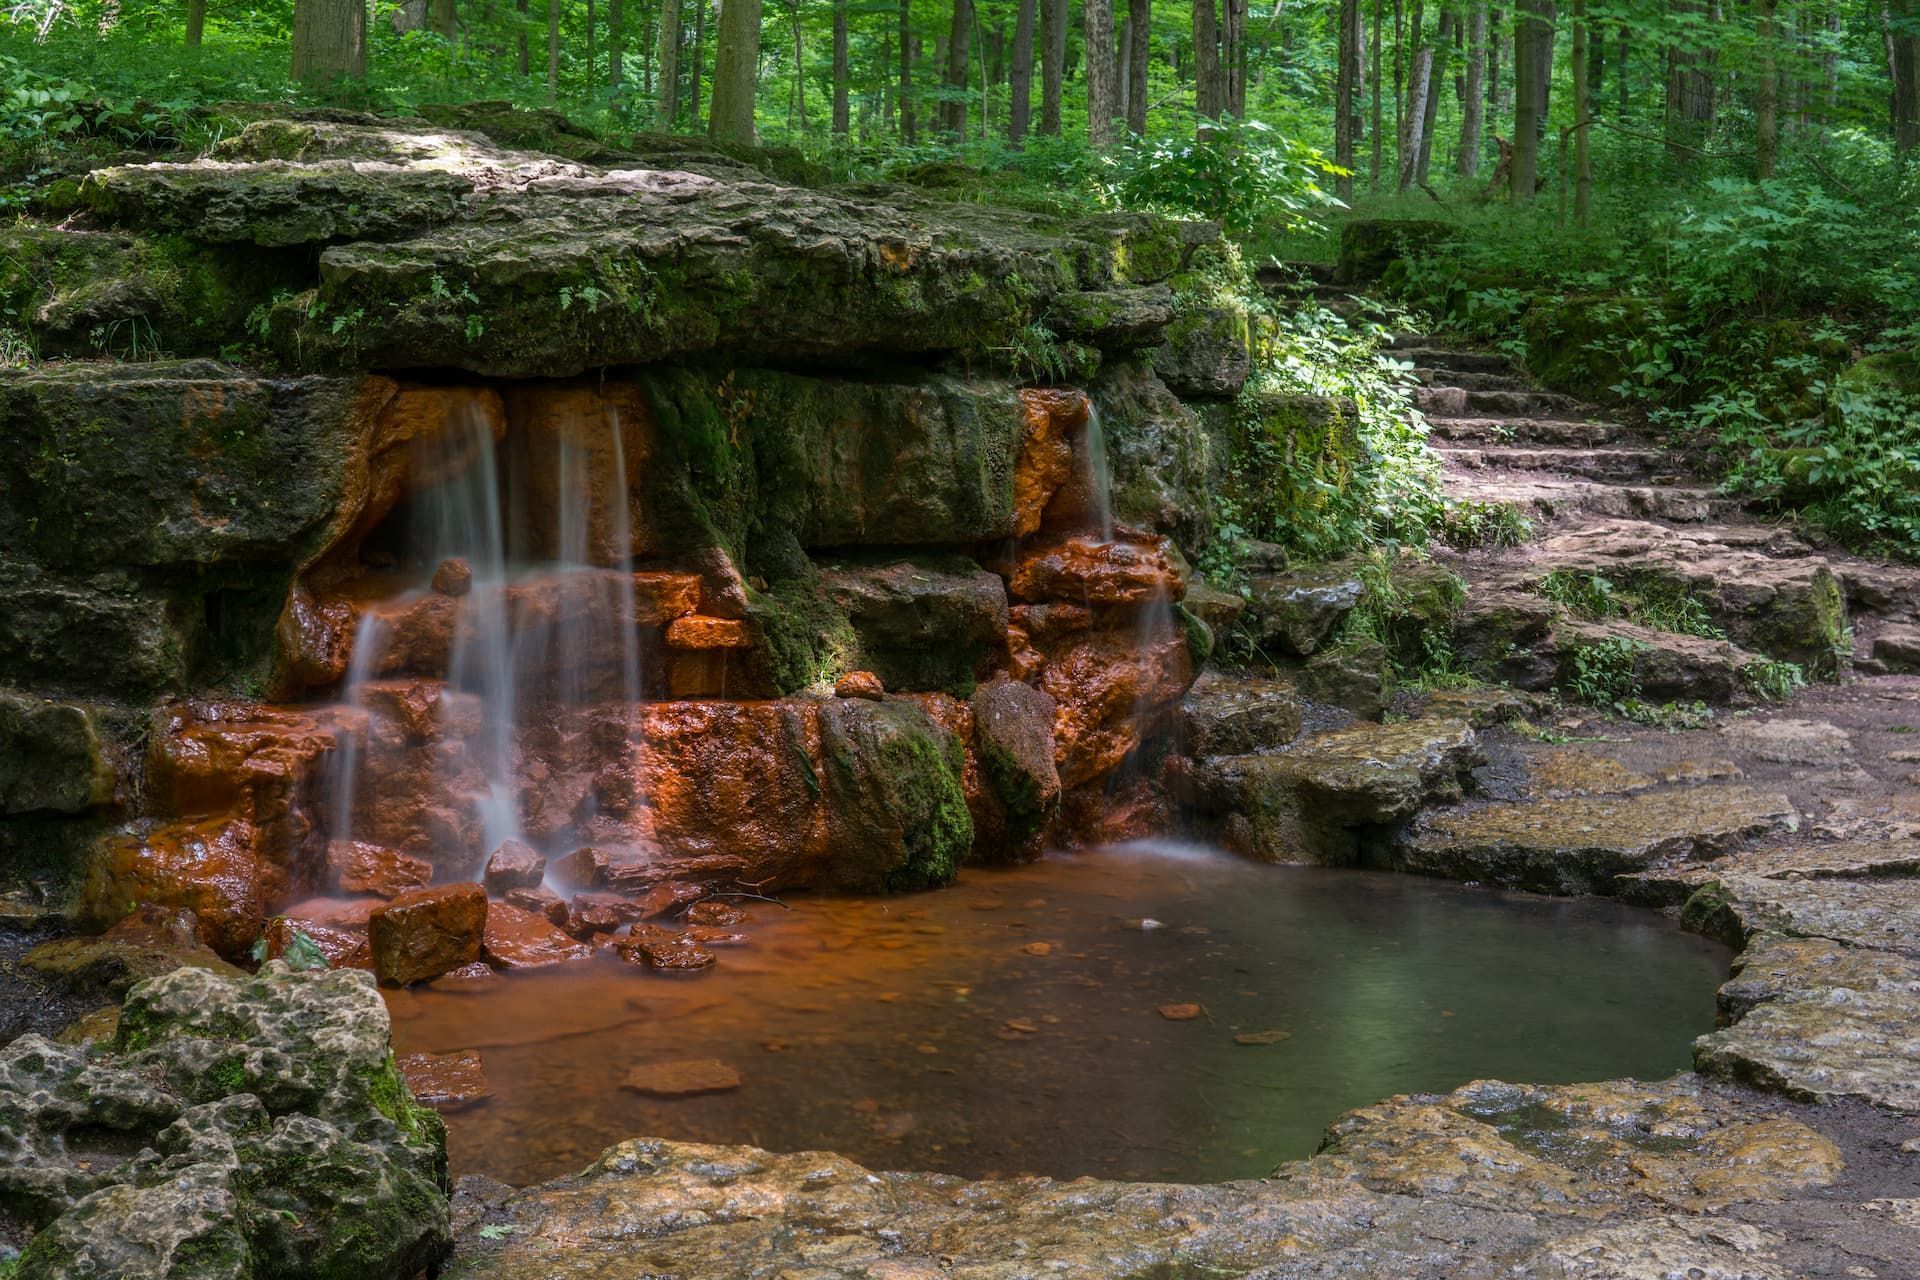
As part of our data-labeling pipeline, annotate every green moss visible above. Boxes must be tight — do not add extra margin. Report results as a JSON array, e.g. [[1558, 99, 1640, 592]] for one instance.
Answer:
[[368, 1054, 445, 1151], [1678, 882, 1745, 947], [747, 578, 859, 695], [1176, 603, 1215, 669]]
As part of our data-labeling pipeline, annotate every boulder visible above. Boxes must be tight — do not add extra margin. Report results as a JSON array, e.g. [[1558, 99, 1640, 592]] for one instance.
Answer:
[[820, 559, 1010, 694], [21, 905, 242, 1004], [368, 883, 488, 985], [1246, 564, 1365, 657], [0, 963, 449, 1279], [0, 692, 116, 816], [326, 840, 433, 899], [481, 902, 593, 970], [616, 924, 717, 971], [481, 839, 547, 895], [817, 698, 973, 892], [75, 818, 269, 960], [968, 679, 1062, 855], [1301, 639, 1394, 719], [1176, 671, 1304, 757]]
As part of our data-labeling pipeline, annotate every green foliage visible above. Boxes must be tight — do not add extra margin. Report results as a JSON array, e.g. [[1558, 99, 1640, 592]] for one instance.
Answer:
[[1437, 499, 1533, 549], [1741, 658, 1807, 702], [1617, 699, 1716, 731], [249, 920, 328, 972], [1538, 570, 1722, 639], [1100, 117, 1346, 237], [1567, 635, 1643, 706]]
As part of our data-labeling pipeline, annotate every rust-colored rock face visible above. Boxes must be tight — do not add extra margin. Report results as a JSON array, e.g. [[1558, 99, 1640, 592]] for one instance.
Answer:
[[834, 671, 886, 701], [483, 840, 547, 894], [1013, 389, 1088, 538], [482, 901, 593, 969], [1009, 533, 1185, 608], [501, 382, 656, 563], [327, 840, 433, 898], [1035, 611, 1194, 792], [77, 818, 268, 959], [369, 882, 489, 985]]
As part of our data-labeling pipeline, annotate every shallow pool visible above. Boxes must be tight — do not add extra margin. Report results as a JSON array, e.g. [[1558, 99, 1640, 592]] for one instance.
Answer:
[[383, 842, 1731, 1185]]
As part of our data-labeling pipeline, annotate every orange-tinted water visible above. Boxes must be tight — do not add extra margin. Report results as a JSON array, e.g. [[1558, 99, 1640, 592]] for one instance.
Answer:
[[383, 842, 1730, 1186]]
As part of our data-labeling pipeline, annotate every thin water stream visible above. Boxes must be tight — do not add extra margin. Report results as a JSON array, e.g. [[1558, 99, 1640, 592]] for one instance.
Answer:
[[384, 843, 1730, 1186]]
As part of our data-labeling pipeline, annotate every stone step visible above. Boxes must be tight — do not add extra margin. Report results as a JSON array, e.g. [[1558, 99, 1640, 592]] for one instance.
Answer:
[[1390, 784, 1797, 895], [1436, 445, 1670, 483], [1427, 416, 1631, 447], [1416, 386, 1589, 419], [1412, 367, 1534, 392], [1392, 347, 1518, 375], [1475, 519, 1848, 675], [1443, 473, 1737, 525]]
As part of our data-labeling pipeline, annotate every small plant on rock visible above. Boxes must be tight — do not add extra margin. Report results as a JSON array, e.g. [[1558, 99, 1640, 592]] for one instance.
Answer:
[[1567, 635, 1644, 707], [1741, 658, 1807, 702]]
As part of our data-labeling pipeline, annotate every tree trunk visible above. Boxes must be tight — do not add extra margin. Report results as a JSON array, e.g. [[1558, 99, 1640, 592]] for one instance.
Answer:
[[1336, 0, 1364, 195], [1894, 0, 1920, 153], [1584, 10, 1602, 112], [292, 0, 368, 82], [1756, 0, 1777, 176], [943, 0, 973, 135], [790, 0, 806, 131], [833, 0, 850, 134], [1085, 0, 1118, 147], [708, 0, 762, 142], [1572, 0, 1591, 220], [1415, 9, 1453, 182], [1010, 0, 1036, 139], [1040, 0, 1066, 134], [547, 0, 560, 104], [1617, 26, 1628, 116], [1666, 0, 1716, 161], [1194, 0, 1221, 119], [657, 0, 681, 126], [186, 0, 205, 46], [1398, 1, 1433, 189], [610, 0, 623, 82], [517, 0, 530, 74], [1370, 0, 1384, 187], [1224, 0, 1247, 115], [899, 0, 916, 140], [1126, 0, 1150, 130], [690, 0, 706, 125], [1511, 0, 1549, 200], [1459, 0, 1485, 174], [394, 0, 428, 31]]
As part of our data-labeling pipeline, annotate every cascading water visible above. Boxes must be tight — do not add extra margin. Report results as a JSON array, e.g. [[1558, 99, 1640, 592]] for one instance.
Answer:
[[325, 398, 649, 879], [1082, 405, 1115, 541]]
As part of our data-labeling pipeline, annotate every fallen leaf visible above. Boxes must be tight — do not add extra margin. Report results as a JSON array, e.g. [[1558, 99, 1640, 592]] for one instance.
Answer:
[[1002, 1018, 1039, 1034], [1158, 1003, 1203, 1021], [1233, 1029, 1292, 1046], [1020, 941, 1054, 957]]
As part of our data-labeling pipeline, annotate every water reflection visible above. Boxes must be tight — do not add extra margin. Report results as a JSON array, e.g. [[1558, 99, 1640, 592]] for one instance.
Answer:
[[384, 848, 1730, 1185]]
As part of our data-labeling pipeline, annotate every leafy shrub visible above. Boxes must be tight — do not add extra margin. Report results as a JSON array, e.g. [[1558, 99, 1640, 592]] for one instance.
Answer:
[[1101, 116, 1345, 237]]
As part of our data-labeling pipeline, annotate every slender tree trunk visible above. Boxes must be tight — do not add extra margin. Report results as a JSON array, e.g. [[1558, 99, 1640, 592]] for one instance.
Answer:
[[1086, 0, 1118, 146], [1666, 0, 1716, 161], [1459, 1, 1485, 174], [547, 0, 561, 104], [1824, 7, 1841, 108], [1572, 0, 1592, 220], [1127, 0, 1151, 131], [610, 0, 624, 82], [1415, 10, 1454, 182], [1398, 0, 1431, 188], [517, 0, 530, 74], [1511, 0, 1548, 200], [1010, 0, 1036, 138], [900, 0, 916, 139], [1336, 0, 1364, 195], [1224, 0, 1247, 114], [1117, 15, 1131, 119], [1488, 5, 1501, 111], [790, 0, 806, 131], [708, 0, 762, 142], [1617, 26, 1628, 116], [1392, 0, 1405, 175], [587, 0, 597, 80], [1194, 0, 1221, 119], [1756, 0, 1777, 176], [186, 0, 205, 46], [657, 0, 681, 125], [1585, 11, 1602, 113], [1893, 0, 1920, 153], [690, 0, 706, 125], [1040, 0, 1066, 134], [1370, 0, 1384, 187], [832, 0, 850, 133], [944, 0, 973, 135], [292, 0, 369, 81]]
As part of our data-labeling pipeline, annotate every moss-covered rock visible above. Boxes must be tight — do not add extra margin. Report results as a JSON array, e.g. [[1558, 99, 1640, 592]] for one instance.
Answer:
[[1836, 349, 1920, 398], [820, 558, 1009, 695], [968, 679, 1061, 854], [1092, 358, 1217, 549], [0, 692, 116, 816], [1, 963, 449, 1279], [818, 699, 972, 892]]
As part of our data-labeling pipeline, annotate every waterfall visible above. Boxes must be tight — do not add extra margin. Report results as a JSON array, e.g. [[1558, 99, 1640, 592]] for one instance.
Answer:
[[324, 395, 648, 880], [1083, 404, 1115, 541]]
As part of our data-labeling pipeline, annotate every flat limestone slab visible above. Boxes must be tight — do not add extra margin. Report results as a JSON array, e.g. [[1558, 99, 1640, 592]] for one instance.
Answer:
[[1618, 837, 1920, 907], [1695, 934, 1920, 1111], [1393, 786, 1797, 894]]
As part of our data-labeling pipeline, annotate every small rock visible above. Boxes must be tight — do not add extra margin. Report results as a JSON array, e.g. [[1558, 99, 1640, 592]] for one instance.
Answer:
[[835, 670, 887, 700], [1158, 1003, 1203, 1021], [635, 880, 707, 919], [563, 892, 643, 939], [1723, 718, 1853, 765], [431, 557, 474, 596], [1002, 1018, 1039, 1034], [684, 899, 748, 926], [1234, 1029, 1292, 1045], [550, 846, 611, 890], [1019, 941, 1054, 956], [369, 883, 488, 986], [622, 1058, 742, 1097], [482, 902, 592, 969], [617, 924, 717, 970], [398, 1049, 492, 1110], [505, 883, 566, 924], [483, 839, 547, 895], [685, 926, 748, 947]]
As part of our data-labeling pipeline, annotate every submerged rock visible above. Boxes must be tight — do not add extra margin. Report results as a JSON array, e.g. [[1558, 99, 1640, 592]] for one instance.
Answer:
[[0, 963, 449, 1279]]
